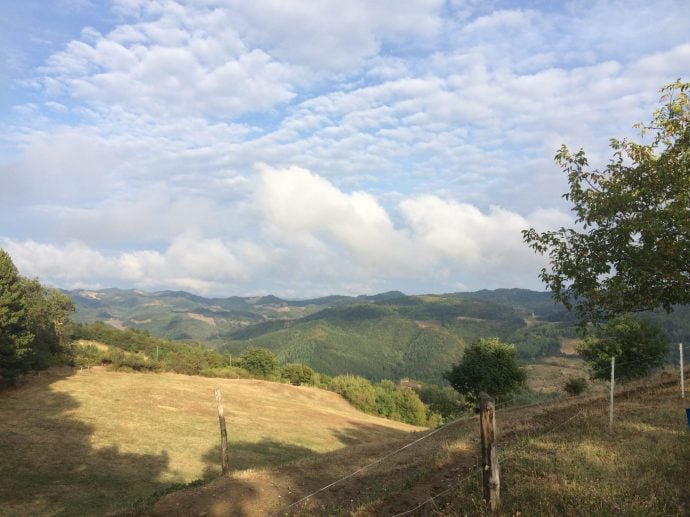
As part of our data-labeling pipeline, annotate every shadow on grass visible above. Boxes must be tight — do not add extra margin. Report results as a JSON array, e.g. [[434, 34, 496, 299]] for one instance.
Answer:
[[201, 438, 317, 479], [331, 420, 420, 446], [0, 369, 173, 516], [150, 420, 436, 516]]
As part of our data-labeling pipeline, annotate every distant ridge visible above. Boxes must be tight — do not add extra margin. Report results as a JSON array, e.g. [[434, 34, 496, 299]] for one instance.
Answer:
[[65, 287, 690, 382]]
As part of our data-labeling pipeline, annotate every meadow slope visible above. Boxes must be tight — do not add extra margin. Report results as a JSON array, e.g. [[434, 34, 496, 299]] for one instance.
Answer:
[[0, 367, 422, 516], [148, 368, 690, 516]]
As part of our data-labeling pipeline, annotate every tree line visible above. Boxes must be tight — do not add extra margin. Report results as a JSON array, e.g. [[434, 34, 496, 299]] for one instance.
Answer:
[[0, 249, 74, 386]]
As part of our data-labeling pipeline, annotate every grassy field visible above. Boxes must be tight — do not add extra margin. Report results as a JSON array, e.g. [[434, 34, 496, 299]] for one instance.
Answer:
[[0, 367, 422, 516], [149, 368, 690, 516], [420, 375, 690, 516], [3, 363, 688, 516], [523, 355, 596, 394]]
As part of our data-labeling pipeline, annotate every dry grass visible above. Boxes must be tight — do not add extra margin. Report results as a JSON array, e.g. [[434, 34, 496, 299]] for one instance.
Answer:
[[147, 369, 690, 516], [524, 355, 597, 394], [4, 363, 688, 517], [445, 379, 690, 516], [0, 367, 421, 516]]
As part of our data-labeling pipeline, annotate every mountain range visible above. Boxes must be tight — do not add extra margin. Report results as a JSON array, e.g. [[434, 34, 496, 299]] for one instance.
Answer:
[[65, 288, 690, 383]]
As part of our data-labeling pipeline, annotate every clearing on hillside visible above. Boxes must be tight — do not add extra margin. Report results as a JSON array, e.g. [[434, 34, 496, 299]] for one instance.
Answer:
[[0, 367, 422, 516]]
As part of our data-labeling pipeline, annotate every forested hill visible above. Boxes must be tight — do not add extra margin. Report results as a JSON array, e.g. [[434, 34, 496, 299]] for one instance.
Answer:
[[67, 287, 557, 340], [219, 293, 573, 382], [66, 288, 408, 340], [66, 288, 690, 383]]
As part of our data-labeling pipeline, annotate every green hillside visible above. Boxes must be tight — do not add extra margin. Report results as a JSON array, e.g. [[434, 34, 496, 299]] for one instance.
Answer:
[[67, 288, 690, 384], [66, 288, 340, 340], [219, 295, 556, 382]]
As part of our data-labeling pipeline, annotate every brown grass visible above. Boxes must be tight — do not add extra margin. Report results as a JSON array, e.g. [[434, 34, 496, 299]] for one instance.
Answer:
[[524, 355, 596, 394], [148, 369, 690, 516], [559, 337, 581, 355], [0, 367, 421, 516]]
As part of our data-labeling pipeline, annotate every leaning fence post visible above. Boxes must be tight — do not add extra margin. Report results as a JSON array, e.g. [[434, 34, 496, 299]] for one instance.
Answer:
[[214, 388, 230, 474], [479, 392, 500, 513]]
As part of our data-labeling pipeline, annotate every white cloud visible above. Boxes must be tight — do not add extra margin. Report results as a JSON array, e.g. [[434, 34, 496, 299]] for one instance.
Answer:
[[40, 3, 298, 118], [257, 165, 422, 271], [2, 166, 561, 296], [231, 0, 443, 69], [3, 0, 690, 297]]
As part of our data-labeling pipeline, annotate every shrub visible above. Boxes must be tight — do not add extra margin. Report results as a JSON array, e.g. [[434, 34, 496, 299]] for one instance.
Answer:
[[72, 343, 103, 369], [391, 387, 427, 426], [329, 375, 378, 414], [164, 348, 208, 375], [418, 384, 470, 419], [107, 348, 158, 372], [199, 366, 252, 379], [281, 363, 315, 385], [563, 377, 588, 396], [235, 347, 278, 379]]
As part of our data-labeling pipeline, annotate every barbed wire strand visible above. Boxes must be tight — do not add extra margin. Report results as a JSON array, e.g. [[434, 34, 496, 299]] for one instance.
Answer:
[[390, 407, 588, 517], [272, 411, 479, 515], [274, 349, 686, 515]]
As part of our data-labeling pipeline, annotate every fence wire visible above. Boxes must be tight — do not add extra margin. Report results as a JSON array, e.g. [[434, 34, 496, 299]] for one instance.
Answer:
[[272, 345, 688, 516]]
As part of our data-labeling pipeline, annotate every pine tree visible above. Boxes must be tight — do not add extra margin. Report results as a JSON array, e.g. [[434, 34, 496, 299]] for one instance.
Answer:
[[0, 249, 34, 384]]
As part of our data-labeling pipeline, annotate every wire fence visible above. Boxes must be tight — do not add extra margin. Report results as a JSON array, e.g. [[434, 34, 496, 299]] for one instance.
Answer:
[[271, 343, 689, 516]]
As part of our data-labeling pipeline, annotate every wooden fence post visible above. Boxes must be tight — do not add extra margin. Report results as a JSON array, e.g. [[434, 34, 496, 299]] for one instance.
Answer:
[[680, 343, 685, 399], [214, 388, 230, 474], [609, 356, 615, 429], [479, 392, 500, 513]]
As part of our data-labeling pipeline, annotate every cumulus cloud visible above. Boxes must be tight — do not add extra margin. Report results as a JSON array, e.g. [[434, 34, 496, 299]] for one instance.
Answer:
[[1, 166, 563, 296], [257, 165, 422, 271], [2, 234, 258, 294], [41, 3, 298, 118]]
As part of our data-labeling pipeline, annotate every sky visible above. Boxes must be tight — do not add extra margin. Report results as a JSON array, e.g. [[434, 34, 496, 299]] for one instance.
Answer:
[[1, 0, 689, 298]]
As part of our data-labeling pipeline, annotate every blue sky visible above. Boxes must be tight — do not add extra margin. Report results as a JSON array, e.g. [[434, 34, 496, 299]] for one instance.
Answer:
[[1, 0, 689, 297]]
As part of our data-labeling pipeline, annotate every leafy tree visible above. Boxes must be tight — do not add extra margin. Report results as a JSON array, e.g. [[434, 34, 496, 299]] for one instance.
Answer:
[[0, 250, 35, 384], [281, 363, 315, 385], [523, 80, 690, 322], [236, 347, 278, 379], [22, 278, 75, 368], [576, 315, 669, 380], [445, 337, 526, 402]]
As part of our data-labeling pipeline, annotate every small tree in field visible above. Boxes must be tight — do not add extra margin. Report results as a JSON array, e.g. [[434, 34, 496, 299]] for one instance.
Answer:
[[445, 337, 526, 402], [577, 314, 668, 380], [236, 347, 278, 379]]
